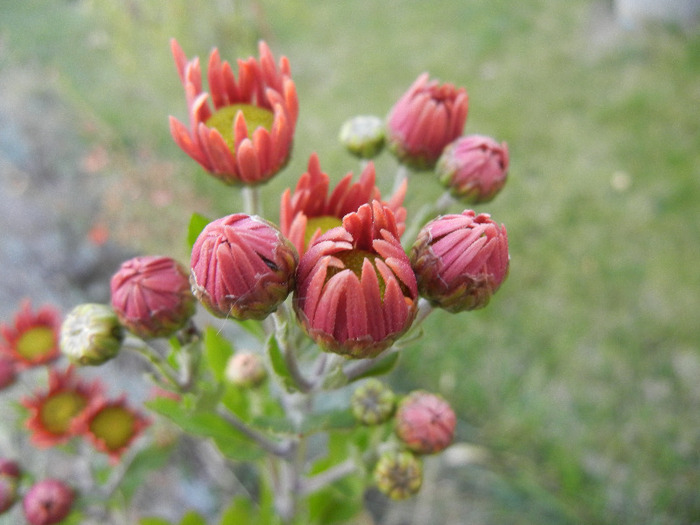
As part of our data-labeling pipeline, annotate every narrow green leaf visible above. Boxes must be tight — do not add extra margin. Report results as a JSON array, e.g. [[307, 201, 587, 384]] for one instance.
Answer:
[[234, 318, 267, 341], [221, 382, 250, 420], [348, 351, 400, 382], [118, 443, 175, 503], [265, 335, 297, 392], [187, 212, 211, 250], [219, 496, 254, 525], [139, 518, 172, 525], [179, 510, 207, 525], [302, 408, 356, 434], [204, 326, 235, 382]]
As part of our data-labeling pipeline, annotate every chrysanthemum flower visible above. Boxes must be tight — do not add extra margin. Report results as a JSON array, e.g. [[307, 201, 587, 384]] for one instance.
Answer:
[[190, 214, 299, 321], [169, 39, 298, 185], [22, 479, 74, 525], [280, 153, 407, 256], [395, 390, 456, 454], [294, 201, 418, 359], [110, 255, 196, 339], [410, 210, 509, 312], [0, 300, 61, 368], [73, 396, 150, 464], [22, 366, 104, 448], [436, 134, 509, 204], [386, 73, 469, 171]]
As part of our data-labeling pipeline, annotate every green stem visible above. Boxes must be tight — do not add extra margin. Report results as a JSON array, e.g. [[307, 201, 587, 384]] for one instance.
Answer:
[[243, 185, 262, 216], [124, 338, 180, 389], [216, 405, 294, 459]]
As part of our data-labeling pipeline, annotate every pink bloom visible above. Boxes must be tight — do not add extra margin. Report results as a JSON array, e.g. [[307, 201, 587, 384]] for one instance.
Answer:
[[410, 211, 509, 312], [110, 255, 196, 339], [72, 396, 150, 465], [190, 214, 299, 321], [23, 479, 74, 525], [386, 73, 468, 170], [22, 366, 104, 448], [280, 153, 407, 256], [395, 390, 456, 455], [294, 201, 418, 358], [169, 39, 298, 185], [0, 300, 61, 369], [437, 134, 509, 204]]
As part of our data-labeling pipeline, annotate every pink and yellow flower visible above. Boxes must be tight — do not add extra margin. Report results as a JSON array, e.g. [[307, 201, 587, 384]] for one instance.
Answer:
[[294, 201, 418, 358], [0, 300, 61, 368], [410, 210, 509, 312], [170, 39, 298, 185], [280, 153, 407, 256], [22, 366, 104, 448], [386, 73, 469, 171], [73, 396, 150, 464]]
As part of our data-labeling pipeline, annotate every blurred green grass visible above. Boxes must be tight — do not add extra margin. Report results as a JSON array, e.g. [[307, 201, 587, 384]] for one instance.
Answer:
[[2, 0, 700, 523]]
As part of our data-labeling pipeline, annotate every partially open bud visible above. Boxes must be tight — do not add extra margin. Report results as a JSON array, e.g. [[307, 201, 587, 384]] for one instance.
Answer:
[[110, 256, 196, 339], [190, 214, 298, 321], [23, 479, 74, 525], [60, 304, 124, 366], [0, 358, 16, 390], [339, 115, 385, 159], [224, 352, 267, 388], [437, 134, 509, 204], [373, 450, 423, 500], [395, 390, 456, 455], [351, 378, 396, 426], [410, 210, 509, 312]]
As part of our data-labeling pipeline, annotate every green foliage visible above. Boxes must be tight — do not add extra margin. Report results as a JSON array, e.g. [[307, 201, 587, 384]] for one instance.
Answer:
[[187, 213, 212, 251]]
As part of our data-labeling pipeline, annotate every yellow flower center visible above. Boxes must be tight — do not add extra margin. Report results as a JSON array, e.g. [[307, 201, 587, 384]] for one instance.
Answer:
[[89, 406, 136, 451], [40, 391, 87, 434], [16, 326, 55, 360], [206, 103, 275, 151], [328, 249, 387, 298], [304, 215, 343, 248]]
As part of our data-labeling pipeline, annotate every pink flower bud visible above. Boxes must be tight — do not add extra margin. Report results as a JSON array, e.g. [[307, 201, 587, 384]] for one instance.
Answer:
[[386, 73, 468, 171], [225, 352, 267, 388], [191, 214, 298, 321], [410, 210, 509, 312], [0, 460, 20, 480], [0, 358, 16, 390], [437, 134, 509, 204], [110, 256, 196, 339], [23, 479, 74, 525], [395, 390, 456, 455]]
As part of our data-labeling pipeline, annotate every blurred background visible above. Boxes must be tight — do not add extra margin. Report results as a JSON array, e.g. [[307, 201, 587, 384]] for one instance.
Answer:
[[1, 0, 699, 523]]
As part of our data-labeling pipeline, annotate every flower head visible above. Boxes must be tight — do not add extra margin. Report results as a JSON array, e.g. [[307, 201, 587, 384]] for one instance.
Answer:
[[190, 214, 298, 321], [60, 304, 124, 366], [410, 210, 509, 312], [351, 378, 396, 425], [170, 39, 298, 185], [73, 396, 150, 464], [22, 366, 104, 448], [280, 153, 407, 256], [437, 134, 509, 204], [386, 73, 468, 171], [294, 201, 418, 358], [0, 358, 16, 390], [339, 115, 385, 159], [22, 479, 74, 525], [0, 300, 61, 368], [395, 390, 456, 454], [110, 256, 196, 339], [373, 450, 423, 500], [225, 352, 267, 388]]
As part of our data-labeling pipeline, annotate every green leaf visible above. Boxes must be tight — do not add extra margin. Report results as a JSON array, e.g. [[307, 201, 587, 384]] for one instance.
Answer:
[[234, 318, 267, 341], [179, 511, 207, 525], [302, 408, 356, 435], [348, 351, 400, 382], [139, 518, 172, 525], [219, 496, 254, 525], [307, 482, 363, 525], [265, 334, 297, 393], [221, 382, 250, 420], [204, 326, 235, 382], [187, 212, 212, 250], [117, 443, 175, 503]]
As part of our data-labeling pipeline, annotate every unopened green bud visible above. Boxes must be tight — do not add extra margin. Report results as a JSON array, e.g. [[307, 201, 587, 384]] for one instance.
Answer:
[[60, 304, 124, 366], [351, 378, 395, 425], [339, 115, 385, 159], [373, 450, 422, 500]]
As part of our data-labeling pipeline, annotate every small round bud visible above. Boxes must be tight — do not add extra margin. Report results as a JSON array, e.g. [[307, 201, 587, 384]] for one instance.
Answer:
[[395, 391, 456, 455], [23, 479, 74, 525], [0, 358, 16, 390], [0, 461, 20, 515], [224, 352, 267, 388], [0, 459, 20, 480], [190, 214, 298, 321], [410, 210, 509, 312], [437, 134, 509, 204], [373, 450, 423, 500], [351, 379, 396, 425], [110, 256, 196, 339], [60, 304, 124, 366], [339, 115, 385, 159]]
